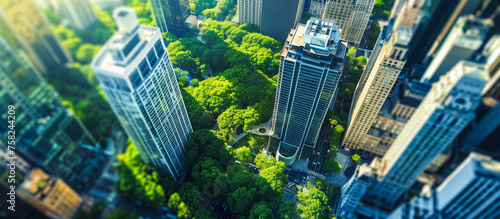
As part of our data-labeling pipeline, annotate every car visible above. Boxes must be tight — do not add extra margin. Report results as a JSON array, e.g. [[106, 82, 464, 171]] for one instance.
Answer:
[[317, 152, 320, 156], [345, 148, 351, 152], [327, 149, 331, 153], [324, 155, 327, 158]]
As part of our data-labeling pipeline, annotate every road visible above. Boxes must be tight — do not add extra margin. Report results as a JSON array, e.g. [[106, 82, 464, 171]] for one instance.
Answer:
[[309, 123, 331, 174]]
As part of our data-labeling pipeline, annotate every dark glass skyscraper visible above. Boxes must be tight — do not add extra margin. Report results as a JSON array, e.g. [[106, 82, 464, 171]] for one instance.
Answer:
[[149, 0, 191, 37]]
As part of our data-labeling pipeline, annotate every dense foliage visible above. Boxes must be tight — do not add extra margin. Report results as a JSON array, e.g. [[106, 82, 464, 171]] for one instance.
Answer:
[[202, 0, 236, 21], [297, 182, 331, 218], [366, 20, 381, 50], [373, 0, 395, 19]]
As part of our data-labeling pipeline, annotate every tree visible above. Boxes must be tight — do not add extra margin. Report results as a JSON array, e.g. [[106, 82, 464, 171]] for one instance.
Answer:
[[352, 154, 361, 163], [235, 146, 252, 162], [254, 153, 268, 169], [228, 187, 257, 214], [192, 158, 223, 189], [355, 56, 367, 65], [177, 202, 191, 219], [194, 209, 217, 219], [105, 208, 138, 219], [179, 76, 189, 87], [230, 171, 256, 192], [347, 47, 357, 57], [323, 159, 342, 174], [191, 78, 200, 87], [249, 202, 273, 219], [297, 183, 330, 218], [75, 43, 100, 63], [279, 202, 297, 219], [168, 193, 181, 210]]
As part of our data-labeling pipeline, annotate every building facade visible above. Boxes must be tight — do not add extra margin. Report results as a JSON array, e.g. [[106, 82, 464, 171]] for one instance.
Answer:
[[322, 0, 375, 47], [0, 35, 103, 191], [366, 60, 490, 207], [271, 18, 347, 165], [149, 0, 191, 37], [237, 0, 262, 27], [420, 16, 492, 83], [388, 153, 500, 219], [0, 0, 72, 73], [56, 0, 97, 30], [17, 168, 83, 219], [343, 0, 422, 154], [308, 0, 327, 18], [92, 7, 193, 181]]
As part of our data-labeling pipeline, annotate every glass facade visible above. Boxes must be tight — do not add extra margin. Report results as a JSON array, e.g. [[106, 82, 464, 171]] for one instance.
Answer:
[[93, 20, 192, 181], [0, 36, 103, 191], [149, 0, 191, 37]]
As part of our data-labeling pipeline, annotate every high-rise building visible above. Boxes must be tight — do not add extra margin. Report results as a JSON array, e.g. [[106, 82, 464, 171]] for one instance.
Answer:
[[0, 35, 103, 191], [420, 16, 492, 83], [237, 0, 262, 27], [149, 0, 191, 37], [388, 153, 500, 219], [271, 18, 347, 165], [261, 0, 305, 43], [56, 0, 97, 30], [17, 168, 83, 219], [91, 7, 193, 181], [308, 0, 327, 18], [322, 0, 375, 47], [343, 0, 422, 154], [0, 0, 72, 73], [366, 59, 490, 207]]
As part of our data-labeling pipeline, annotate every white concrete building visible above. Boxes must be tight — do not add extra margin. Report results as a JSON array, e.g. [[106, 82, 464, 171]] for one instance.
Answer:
[[420, 16, 492, 83], [238, 0, 262, 27], [366, 59, 490, 207], [91, 7, 192, 181]]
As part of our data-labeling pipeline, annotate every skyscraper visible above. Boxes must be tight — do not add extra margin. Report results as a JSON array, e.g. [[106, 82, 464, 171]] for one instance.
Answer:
[[271, 18, 347, 165], [261, 0, 305, 43], [238, 0, 262, 27], [149, 0, 191, 37], [91, 7, 193, 181], [17, 168, 83, 219], [388, 153, 500, 219], [0, 0, 72, 73], [56, 0, 97, 30], [343, 0, 421, 154], [420, 16, 492, 83], [0, 35, 103, 191], [366, 59, 489, 207], [308, 0, 327, 18], [322, 0, 375, 47]]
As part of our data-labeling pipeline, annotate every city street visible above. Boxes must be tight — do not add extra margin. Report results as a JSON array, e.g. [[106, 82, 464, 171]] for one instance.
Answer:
[[309, 123, 331, 174]]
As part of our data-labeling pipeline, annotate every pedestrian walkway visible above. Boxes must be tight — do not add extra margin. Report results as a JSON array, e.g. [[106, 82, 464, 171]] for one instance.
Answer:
[[249, 118, 273, 136]]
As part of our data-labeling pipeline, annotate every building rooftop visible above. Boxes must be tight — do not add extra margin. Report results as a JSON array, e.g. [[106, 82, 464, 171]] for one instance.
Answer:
[[92, 25, 158, 74]]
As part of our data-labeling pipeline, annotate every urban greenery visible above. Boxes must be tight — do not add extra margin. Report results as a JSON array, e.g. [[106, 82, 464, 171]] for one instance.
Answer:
[[352, 154, 361, 163], [373, 0, 395, 19]]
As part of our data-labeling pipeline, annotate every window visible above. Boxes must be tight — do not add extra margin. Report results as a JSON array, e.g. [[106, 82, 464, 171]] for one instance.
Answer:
[[139, 58, 151, 78], [129, 70, 142, 88], [123, 34, 140, 56]]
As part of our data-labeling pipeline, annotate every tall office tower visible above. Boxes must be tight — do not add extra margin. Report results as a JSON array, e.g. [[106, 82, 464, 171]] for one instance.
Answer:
[[343, 0, 422, 154], [336, 160, 381, 218], [420, 16, 492, 83], [322, 0, 375, 47], [271, 18, 347, 165], [17, 168, 83, 219], [0, 0, 72, 73], [261, 0, 305, 43], [0, 35, 103, 191], [366, 60, 490, 207], [56, 0, 97, 30], [460, 36, 500, 158], [92, 7, 193, 181], [237, 0, 262, 27], [149, 0, 191, 37], [308, 0, 327, 18], [388, 153, 500, 219]]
